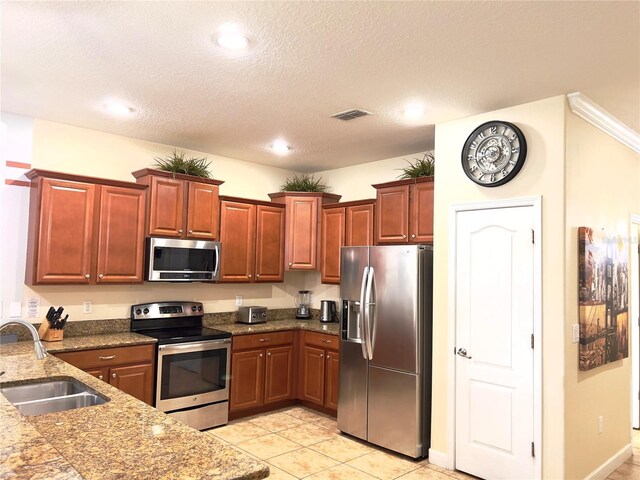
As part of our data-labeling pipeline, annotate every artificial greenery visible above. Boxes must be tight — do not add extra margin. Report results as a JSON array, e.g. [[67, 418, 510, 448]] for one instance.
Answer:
[[397, 152, 435, 179], [153, 150, 212, 179], [280, 173, 330, 193]]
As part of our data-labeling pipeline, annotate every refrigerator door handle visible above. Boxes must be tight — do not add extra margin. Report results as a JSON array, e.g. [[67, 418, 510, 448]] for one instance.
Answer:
[[364, 266, 375, 360], [359, 266, 370, 360], [368, 267, 377, 358]]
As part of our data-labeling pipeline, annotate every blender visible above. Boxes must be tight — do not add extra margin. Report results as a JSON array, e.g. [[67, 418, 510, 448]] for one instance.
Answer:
[[295, 290, 311, 319]]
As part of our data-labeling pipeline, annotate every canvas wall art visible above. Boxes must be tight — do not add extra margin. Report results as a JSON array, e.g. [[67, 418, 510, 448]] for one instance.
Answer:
[[578, 227, 629, 371]]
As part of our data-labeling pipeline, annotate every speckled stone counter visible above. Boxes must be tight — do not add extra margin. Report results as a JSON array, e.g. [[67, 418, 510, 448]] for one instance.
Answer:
[[213, 318, 340, 336], [0, 352, 269, 479]]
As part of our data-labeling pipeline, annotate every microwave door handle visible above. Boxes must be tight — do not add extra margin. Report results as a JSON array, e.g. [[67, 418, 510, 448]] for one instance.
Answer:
[[359, 266, 369, 360]]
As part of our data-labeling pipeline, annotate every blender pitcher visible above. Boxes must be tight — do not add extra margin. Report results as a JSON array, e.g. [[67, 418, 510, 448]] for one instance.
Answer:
[[295, 290, 311, 319]]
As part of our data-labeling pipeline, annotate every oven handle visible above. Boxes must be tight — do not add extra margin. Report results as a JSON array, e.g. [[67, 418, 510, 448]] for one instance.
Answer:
[[158, 338, 231, 353]]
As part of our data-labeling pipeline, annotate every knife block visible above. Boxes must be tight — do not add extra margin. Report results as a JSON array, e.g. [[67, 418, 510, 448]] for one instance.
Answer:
[[38, 321, 64, 342]]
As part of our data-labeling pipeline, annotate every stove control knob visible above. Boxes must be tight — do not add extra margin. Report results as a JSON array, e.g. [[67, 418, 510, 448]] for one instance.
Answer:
[[191, 305, 197, 312], [197, 306, 203, 312], [135, 309, 142, 315], [143, 308, 149, 315]]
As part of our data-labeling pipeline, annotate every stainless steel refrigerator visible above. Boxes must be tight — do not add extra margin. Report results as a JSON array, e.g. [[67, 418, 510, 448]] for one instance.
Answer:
[[337, 244, 433, 458]]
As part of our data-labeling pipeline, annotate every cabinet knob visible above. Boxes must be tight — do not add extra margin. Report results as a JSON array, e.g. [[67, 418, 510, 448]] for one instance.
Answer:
[[256, 274, 260, 278], [402, 234, 407, 239], [267, 352, 271, 357], [98, 375, 103, 380], [248, 274, 252, 278], [289, 263, 292, 266], [411, 234, 416, 239], [98, 274, 104, 279], [327, 355, 331, 360], [189, 230, 193, 234], [179, 229, 184, 233], [320, 353, 324, 358], [259, 353, 263, 358], [111, 373, 117, 378], [85, 274, 90, 279]]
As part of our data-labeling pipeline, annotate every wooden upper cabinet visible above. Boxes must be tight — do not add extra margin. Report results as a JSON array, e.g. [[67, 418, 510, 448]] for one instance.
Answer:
[[132, 169, 223, 240], [186, 181, 220, 239], [255, 204, 285, 282], [321, 200, 374, 285], [25, 170, 147, 285], [96, 186, 146, 283], [373, 177, 434, 245], [269, 192, 341, 271], [219, 197, 285, 283]]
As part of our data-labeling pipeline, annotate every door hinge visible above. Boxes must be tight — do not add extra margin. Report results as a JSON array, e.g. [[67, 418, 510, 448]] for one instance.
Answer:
[[531, 441, 535, 457], [531, 229, 535, 244], [531, 334, 534, 349]]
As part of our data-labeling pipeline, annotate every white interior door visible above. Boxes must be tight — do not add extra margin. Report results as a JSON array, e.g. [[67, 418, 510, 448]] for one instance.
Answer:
[[455, 205, 535, 479]]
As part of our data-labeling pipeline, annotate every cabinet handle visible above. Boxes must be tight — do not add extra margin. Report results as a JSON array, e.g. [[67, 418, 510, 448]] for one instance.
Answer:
[[112, 373, 117, 379], [248, 274, 252, 278], [321, 339, 332, 344], [320, 353, 324, 358], [259, 338, 271, 342], [327, 355, 331, 360], [402, 234, 407, 239], [99, 355, 116, 360], [85, 274, 90, 279], [267, 352, 271, 357], [98, 274, 104, 279], [188, 230, 193, 234], [288, 262, 292, 266], [411, 234, 416, 239], [98, 375, 103, 380], [179, 229, 184, 233], [259, 353, 263, 358], [256, 274, 260, 278]]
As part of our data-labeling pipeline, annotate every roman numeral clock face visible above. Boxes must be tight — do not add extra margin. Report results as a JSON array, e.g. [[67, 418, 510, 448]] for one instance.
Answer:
[[461, 121, 527, 187]]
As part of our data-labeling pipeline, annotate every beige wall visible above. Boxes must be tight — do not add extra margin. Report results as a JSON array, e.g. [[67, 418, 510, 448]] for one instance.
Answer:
[[563, 112, 638, 479], [432, 96, 567, 478]]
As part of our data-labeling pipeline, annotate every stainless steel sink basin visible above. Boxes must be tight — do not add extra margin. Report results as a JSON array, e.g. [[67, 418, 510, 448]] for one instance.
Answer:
[[0, 377, 109, 416]]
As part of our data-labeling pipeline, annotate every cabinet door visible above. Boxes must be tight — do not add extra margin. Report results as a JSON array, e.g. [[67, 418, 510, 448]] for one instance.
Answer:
[[148, 176, 184, 237], [186, 181, 220, 240], [109, 363, 154, 405], [300, 345, 325, 406], [346, 204, 374, 246], [285, 196, 319, 270], [36, 178, 95, 284], [220, 201, 255, 282], [255, 205, 285, 283], [410, 182, 434, 243], [230, 349, 265, 411], [320, 207, 345, 284], [96, 186, 146, 283], [264, 345, 294, 404], [324, 349, 340, 410], [375, 185, 409, 244]]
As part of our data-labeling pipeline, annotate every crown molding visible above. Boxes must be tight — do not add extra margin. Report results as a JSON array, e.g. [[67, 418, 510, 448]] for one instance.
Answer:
[[567, 92, 640, 154]]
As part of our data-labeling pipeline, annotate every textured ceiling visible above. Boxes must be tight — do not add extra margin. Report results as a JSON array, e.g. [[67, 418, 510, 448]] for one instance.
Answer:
[[2, 1, 639, 172]]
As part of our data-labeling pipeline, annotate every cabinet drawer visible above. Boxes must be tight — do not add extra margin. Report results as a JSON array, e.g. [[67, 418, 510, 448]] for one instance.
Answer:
[[304, 331, 339, 350], [232, 330, 294, 350], [56, 344, 155, 369]]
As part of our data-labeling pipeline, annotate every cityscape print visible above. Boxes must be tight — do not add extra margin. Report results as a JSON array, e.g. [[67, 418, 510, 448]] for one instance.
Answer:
[[578, 227, 629, 371]]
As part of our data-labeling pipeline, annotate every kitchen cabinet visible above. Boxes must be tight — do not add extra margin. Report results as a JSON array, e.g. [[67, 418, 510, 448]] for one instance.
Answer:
[[321, 199, 375, 284], [219, 197, 285, 283], [132, 168, 224, 240], [373, 176, 434, 244], [268, 192, 341, 271], [55, 344, 155, 405], [230, 331, 294, 413], [298, 331, 340, 412], [25, 170, 146, 285]]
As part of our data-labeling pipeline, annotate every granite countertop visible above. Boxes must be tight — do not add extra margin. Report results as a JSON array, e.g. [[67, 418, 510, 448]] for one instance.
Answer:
[[0, 352, 269, 479], [213, 318, 340, 336]]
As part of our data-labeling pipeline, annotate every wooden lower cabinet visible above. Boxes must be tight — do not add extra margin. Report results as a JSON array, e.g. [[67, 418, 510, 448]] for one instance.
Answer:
[[299, 332, 340, 413], [300, 345, 326, 405], [54, 344, 155, 405], [229, 332, 294, 413], [324, 350, 340, 410]]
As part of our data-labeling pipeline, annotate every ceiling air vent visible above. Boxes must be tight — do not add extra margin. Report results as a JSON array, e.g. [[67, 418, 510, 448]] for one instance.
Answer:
[[331, 109, 372, 121]]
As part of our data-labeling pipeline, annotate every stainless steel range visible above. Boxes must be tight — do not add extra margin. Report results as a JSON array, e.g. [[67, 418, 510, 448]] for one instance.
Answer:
[[130, 301, 231, 430]]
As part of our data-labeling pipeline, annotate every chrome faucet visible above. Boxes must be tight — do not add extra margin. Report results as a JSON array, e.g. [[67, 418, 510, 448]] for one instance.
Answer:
[[0, 319, 48, 359]]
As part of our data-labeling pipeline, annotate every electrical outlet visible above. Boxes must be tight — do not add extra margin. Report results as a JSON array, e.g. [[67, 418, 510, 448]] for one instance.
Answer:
[[235, 296, 243, 307], [572, 324, 580, 343], [83, 301, 92, 314], [598, 416, 604, 434]]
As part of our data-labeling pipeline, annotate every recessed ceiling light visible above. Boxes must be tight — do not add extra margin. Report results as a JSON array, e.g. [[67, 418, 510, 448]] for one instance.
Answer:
[[104, 100, 134, 117], [403, 102, 425, 120], [270, 139, 292, 156], [215, 23, 250, 51]]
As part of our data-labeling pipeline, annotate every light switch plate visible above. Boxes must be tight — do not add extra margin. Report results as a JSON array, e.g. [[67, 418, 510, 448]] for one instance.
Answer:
[[236, 296, 243, 307], [83, 301, 92, 314], [572, 324, 580, 343]]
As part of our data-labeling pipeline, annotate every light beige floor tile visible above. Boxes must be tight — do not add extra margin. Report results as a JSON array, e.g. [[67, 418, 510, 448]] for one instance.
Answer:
[[282, 406, 331, 422], [235, 433, 302, 460], [278, 422, 337, 446], [347, 450, 421, 480], [309, 434, 375, 462], [423, 464, 479, 480], [210, 421, 271, 444], [608, 461, 640, 480], [248, 411, 307, 432], [227, 444, 261, 461], [306, 463, 378, 480], [395, 466, 458, 479], [265, 464, 298, 480], [314, 416, 340, 433], [269, 447, 339, 477]]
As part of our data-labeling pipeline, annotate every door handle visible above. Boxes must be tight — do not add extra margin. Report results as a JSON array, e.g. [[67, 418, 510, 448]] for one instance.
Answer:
[[456, 348, 472, 359], [359, 266, 369, 360]]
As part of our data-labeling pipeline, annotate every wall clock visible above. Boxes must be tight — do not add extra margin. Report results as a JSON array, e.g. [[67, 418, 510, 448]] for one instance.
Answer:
[[461, 120, 527, 187]]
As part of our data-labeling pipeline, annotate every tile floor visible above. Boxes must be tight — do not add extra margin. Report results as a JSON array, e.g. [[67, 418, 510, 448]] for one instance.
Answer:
[[209, 407, 640, 479]]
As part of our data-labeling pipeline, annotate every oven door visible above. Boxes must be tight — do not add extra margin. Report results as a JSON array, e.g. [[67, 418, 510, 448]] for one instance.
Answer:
[[156, 338, 230, 412]]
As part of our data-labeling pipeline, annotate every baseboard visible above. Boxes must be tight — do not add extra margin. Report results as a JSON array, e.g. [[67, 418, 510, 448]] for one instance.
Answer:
[[584, 443, 632, 480], [427, 448, 449, 469]]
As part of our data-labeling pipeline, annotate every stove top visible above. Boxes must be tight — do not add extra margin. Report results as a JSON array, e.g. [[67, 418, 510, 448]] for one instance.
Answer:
[[137, 326, 231, 345]]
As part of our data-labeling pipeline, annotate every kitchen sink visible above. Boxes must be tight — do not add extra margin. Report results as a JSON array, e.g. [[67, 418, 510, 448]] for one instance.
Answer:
[[0, 377, 109, 416]]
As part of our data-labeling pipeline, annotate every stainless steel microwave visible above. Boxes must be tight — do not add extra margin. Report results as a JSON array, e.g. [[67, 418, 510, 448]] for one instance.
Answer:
[[145, 237, 221, 282]]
